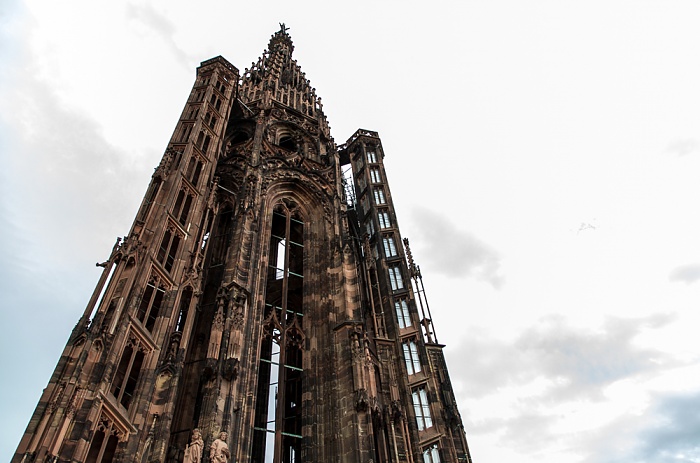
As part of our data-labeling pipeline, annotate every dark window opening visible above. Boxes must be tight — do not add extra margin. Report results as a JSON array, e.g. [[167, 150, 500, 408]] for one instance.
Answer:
[[185, 157, 204, 187], [175, 287, 193, 332], [180, 124, 193, 143], [172, 190, 194, 226], [278, 136, 297, 152], [211, 205, 233, 265], [230, 131, 250, 146], [157, 229, 181, 272], [85, 427, 118, 463], [111, 343, 145, 409], [137, 280, 166, 332]]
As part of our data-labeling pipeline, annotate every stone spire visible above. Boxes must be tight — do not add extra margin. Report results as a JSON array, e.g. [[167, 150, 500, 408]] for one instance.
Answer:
[[239, 24, 325, 122]]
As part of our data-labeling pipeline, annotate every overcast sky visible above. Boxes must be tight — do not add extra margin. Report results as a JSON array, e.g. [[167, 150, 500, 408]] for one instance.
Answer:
[[2, 1, 700, 462]]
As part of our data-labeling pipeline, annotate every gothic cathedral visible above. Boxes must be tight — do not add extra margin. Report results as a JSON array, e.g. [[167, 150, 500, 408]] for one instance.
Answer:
[[14, 27, 473, 463]]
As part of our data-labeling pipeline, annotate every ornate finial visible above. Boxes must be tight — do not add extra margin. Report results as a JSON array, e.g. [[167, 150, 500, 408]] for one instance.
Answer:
[[363, 234, 375, 268], [279, 22, 289, 33], [403, 238, 419, 278]]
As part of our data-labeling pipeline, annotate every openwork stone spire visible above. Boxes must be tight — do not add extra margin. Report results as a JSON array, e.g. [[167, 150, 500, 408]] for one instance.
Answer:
[[239, 24, 324, 121]]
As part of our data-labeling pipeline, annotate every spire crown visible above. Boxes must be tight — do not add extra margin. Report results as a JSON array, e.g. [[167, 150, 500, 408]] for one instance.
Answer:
[[239, 25, 328, 127], [268, 23, 294, 56]]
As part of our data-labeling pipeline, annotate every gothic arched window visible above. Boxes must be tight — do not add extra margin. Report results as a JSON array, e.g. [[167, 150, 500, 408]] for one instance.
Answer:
[[253, 202, 305, 463]]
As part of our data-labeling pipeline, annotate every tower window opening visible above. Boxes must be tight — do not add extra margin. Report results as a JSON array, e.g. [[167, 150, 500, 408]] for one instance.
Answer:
[[172, 190, 194, 225], [85, 422, 119, 463], [200, 231, 210, 251], [137, 280, 166, 332], [279, 136, 297, 152], [365, 219, 375, 237], [422, 444, 441, 463], [253, 205, 304, 463], [179, 124, 194, 143], [370, 167, 381, 183], [373, 188, 386, 205], [230, 131, 250, 145], [157, 229, 181, 272], [367, 151, 377, 163], [388, 265, 404, 291], [403, 340, 422, 375], [175, 287, 193, 332], [395, 299, 411, 329], [186, 156, 204, 187], [383, 235, 397, 257], [378, 211, 391, 229], [110, 342, 145, 409], [412, 387, 433, 431]]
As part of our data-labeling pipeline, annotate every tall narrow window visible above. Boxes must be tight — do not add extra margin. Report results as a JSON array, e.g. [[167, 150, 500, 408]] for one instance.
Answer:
[[422, 444, 441, 463], [172, 189, 194, 225], [357, 175, 367, 192], [373, 188, 386, 205], [367, 150, 377, 163], [366, 219, 375, 237], [175, 287, 193, 332], [378, 211, 391, 229], [191, 160, 203, 186], [383, 235, 397, 257], [388, 265, 404, 291], [412, 387, 433, 431], [137, 277, 166, 332], [395, 299, 411, 329], [110, 339, 146, 409], [403, 340, 422, 375], [253, 204, 304, 463], [370, 167, 381, 183], [179, 124, 194, 143], [185, 156, 204, 187], [85, 419, 119, 463], [157, 228, 181, 272]]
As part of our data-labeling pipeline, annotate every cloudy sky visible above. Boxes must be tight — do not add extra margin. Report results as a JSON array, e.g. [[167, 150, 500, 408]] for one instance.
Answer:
[[2, 1, 700, 462]]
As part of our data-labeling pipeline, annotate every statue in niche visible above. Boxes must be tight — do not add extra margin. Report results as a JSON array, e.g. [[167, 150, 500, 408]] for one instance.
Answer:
[[183, 428, 204, 463], [209, 432, 230, 463]]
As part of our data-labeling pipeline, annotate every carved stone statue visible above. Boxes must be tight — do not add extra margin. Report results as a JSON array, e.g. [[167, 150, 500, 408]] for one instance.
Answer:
[[183, 428, 203, 463], [209, 432, 230, 463]]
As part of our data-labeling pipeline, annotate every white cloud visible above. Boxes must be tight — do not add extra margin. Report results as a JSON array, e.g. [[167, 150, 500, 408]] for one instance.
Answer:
[[411, 206, 504, 288], [669, 264, 700, 284]]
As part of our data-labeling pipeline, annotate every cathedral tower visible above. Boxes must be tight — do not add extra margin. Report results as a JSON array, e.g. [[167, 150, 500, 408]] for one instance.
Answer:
[[14, 27, 472, 463]]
